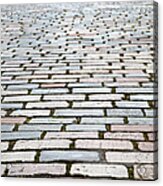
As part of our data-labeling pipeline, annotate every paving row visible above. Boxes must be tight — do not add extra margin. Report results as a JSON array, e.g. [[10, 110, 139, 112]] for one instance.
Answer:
[[1, 1, 158, 180]]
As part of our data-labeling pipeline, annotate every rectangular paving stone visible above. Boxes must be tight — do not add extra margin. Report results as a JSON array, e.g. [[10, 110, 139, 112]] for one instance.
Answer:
[[3, 71, 32, 76], [1, 117, 26, 124], [75, 140, 133, 150], [116, 101, 149, 108], [73, 88, 111, 93], [107, 109, 143, 116], [70, 164, 128, 178], [81, 117, 124, 124], [44, 94, 85, 101], [7, 84, 39, 90], [15, 75, 49, 80], [104, 132, 144, 141], [45, 131, 98, 139], [1, 131, 41, 141], [116, 87, 154, 93], [11, 109, 50, 117], [128, 118, 155, 125], [130, 94, 156, 101], [1, 152, 36, 162], [68, 83, 102, 88], [41, 83, 66, 88], [73, 101, 112, 108], [19, 124, 62, 131], [2, 90, 28, 96], [105, 152, 157, 163], [104, 82, 139, 87], [14, 139, 72, 150], [32, 78, 76, 83], [89, 94, 124, 100], [7, 163, 66, 176], [40, 150, 100, 162], [4, 95, 41, 102], [26, 101, 69, 108], [66, 125, 106, 131], [55, 109, 104, 116], [29, 117, 75, 124], [111, 125, 157, 132], [2, 80, 28, 85], [31, 88, 69, 94], [1, 103, 23, 109]]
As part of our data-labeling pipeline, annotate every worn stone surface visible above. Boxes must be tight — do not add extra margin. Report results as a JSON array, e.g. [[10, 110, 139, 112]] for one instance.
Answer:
[[7, 163, 66, 176], [70, 164, 128, 178], [134, 164, 158, 180], [1, 1, 158, 180]]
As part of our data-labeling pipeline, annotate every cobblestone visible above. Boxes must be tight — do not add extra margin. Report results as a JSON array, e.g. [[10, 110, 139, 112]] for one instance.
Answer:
[[81, 117, 124, 124], [75, 140, 133, 150], [134, 164, 158, 180], [107, 109, 143, 117], [1, 1, 158, 180], [104, 132, 144, 141], [11, 109, 50, 117], [73, 101, 112, 108], [45, 132, 98, 139], [19, 124, 62, 131], [1, 132, 41, 141], [7, 163, 66, 176], [66, 125, 106, 131], [70, 164, 128, 178], [1, 152, 36, 162], [55, 109, 104, 116], [14, 139, 72, 150], [1, 117, 26, 124], [105, 152, 157, 163], [29, 117, 75, 124], [40, 150, 100, 162], [4, 95, 41, 102], [44, 94, 85, 101], [26, 101, 69, 108]]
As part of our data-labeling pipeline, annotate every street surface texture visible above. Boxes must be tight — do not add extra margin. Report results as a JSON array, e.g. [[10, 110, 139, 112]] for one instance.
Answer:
[[1, 1, 158, 180]]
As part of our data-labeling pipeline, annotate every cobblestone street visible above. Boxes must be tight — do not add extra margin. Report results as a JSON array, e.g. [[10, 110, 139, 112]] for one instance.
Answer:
[[1, 1, 158, 180]]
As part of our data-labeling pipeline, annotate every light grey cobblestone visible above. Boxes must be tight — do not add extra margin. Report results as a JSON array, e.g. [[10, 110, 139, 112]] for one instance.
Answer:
[[11, 109, 50, 117], [1, 131, 41, 141], [45, 132, 98, 139], [66, 125, 106, 131], [14, 139, 72, 150], [55, 109, 104, 116], [19, 124, 62, 131], [40, 150, 100, 162], [29, 117, 75, 124], [70, 164, 128, 178], [26, 101, 69, 108], [1, 152, 36, 162], [7, 163, 66, 176], [105, 152, 157, 163], [134, 164, 158, 180], [81, 117, 124, 124]]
